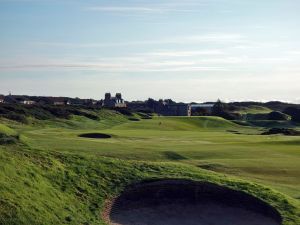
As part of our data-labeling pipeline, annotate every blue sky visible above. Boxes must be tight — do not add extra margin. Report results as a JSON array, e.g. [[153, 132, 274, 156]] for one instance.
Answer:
[[0, 0, 300, 102]]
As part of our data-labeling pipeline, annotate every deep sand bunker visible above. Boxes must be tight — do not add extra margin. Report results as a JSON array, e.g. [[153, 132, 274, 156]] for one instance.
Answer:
[[78, 133, 111, 139], [106, 179, 282, 225]]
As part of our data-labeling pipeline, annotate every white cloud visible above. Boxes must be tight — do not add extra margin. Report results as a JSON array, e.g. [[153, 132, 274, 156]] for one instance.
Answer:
[[33, 33, 245, 49], [287, 51, 300, 55], [139, 50, 225, 57], [86, 6, 160, 13], [84, 1, 211, 14]]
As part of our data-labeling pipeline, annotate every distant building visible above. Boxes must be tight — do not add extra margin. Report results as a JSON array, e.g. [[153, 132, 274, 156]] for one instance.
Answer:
[[103, 93, 127, 108], [50, 97, 70, 106], [2, 95, 36, 105], [19, 100, 36, 105], [3, 95, 16, 104], [159, 103, 192, 116], [69, 98, 85, 106], [191, 103, 214, 114]]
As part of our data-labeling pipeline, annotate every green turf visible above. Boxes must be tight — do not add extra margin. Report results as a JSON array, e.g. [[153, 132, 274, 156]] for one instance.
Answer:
[[0, 123, 17, 136], [0, 110, 300, 224], [234, 105, 273, 114]]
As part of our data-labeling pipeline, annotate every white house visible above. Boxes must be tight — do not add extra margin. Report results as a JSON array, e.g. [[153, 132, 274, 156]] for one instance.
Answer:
[[19, 100, 36, 105]]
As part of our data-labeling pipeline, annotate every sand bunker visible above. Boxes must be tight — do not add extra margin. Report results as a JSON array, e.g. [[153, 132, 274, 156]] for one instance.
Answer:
[[78, 133, 111, 139], [106, 179, 281, 225]]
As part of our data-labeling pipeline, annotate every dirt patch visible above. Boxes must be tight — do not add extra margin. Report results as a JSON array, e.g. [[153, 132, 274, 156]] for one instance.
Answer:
[[105, 179, 281, 225], [78, 133, 111, 139]]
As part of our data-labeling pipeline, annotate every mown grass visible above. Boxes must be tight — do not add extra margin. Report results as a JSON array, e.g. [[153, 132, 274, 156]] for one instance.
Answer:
[[0, 109, 300, 224]]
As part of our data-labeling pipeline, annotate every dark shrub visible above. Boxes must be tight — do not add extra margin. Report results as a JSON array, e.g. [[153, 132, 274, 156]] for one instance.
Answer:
[[268, 111, 289, 121], [212, 99, 227, 116], [44, 106, 71, 119], [115, 108, 133, 116], [244, 113, 269, 120], [137, 109, 154, 114], [29, 106, 53, 120], [67, 108, 99, 120], [0, 133, 18, 145], [2, 113, 28, 124], [211, 100, 241, 120], [262, 128, 300, 136], [283, 107, 300, 122]]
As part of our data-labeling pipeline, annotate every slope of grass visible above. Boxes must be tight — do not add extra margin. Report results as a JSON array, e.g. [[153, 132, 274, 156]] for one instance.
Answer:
[[247, 120, 297, 128], [114, 116, 241, 131], [0, 123, 19, 144], [0, 145, 299, 225], [234, 105, 273, 114], [0, 123, 17, 136]]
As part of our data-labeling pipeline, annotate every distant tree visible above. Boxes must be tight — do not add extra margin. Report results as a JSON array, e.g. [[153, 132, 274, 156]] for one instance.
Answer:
[[164, 99, 176, 104], [211, 99, 241, 120], [146, 98, 156, 108], [212, 99, 227, 115]]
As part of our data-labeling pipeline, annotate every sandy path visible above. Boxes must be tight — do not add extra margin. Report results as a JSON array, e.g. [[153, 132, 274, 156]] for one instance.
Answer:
[[109, 202, 280, 225]]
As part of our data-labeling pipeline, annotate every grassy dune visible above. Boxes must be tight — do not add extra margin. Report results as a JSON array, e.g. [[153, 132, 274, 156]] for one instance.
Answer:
[[0, 109, 300, 224], [0, 124, 17, 136], [234, 105, 273, 114]]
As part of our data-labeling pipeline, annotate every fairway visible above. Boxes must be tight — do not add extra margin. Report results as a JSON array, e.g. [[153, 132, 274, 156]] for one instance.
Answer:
[[17, 115, 300, 200]]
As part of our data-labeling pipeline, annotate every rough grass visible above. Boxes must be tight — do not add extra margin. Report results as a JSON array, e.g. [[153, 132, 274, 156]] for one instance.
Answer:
[[0, 146, 299, 225], [0, 123, 17, 136]]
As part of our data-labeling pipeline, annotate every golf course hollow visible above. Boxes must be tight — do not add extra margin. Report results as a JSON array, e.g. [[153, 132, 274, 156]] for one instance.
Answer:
[[106, 179, 282, 225], [78, 133, 111, 139]]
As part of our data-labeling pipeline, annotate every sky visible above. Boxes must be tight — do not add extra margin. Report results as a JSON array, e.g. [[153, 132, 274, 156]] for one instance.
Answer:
[[0, 0, 300, 103]]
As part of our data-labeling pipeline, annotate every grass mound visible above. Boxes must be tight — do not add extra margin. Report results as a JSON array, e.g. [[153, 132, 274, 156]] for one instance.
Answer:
[[115, 116, 240, 131], [78, 133, 112, 139], [234, 105, 272, 114], [0, 124, 17, 136]]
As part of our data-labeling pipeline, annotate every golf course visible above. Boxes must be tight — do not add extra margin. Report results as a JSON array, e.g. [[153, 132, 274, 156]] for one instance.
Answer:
[[0, 108, 300, 225]]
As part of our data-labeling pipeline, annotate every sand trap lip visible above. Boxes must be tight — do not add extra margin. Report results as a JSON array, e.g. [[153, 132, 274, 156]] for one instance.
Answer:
[[105, 179, 282, 225], [78, 133, 111, 139]]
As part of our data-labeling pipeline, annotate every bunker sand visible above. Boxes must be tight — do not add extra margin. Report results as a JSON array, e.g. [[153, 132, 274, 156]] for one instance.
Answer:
[[106, 180, 281, 225], [109, 202, 280, 225]]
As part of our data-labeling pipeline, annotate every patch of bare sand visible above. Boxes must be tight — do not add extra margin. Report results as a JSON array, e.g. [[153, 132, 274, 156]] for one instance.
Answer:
[[109, 202, 280, 225]]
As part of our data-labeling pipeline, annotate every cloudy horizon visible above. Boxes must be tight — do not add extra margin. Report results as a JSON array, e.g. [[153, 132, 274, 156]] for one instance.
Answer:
[[1, 0, 300, 103]]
